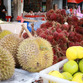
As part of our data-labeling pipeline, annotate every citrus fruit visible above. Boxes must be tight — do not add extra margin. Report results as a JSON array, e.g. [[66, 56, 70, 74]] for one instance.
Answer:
[[66, 46, 78, 60], [72, 72, 83, 83], [73, 72, 83, 77], [79, 59, 83, 73], [62, 72, 73, 81], [48, 70, 65, 79], [77, 46, 83, 59], [63, 60, 78, 75]]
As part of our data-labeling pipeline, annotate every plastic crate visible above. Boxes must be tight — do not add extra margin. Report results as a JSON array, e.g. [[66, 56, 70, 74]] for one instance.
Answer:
[[39, 59, 77, 83]]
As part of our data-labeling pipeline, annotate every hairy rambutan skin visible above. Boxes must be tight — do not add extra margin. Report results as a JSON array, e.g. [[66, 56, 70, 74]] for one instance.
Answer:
[[36, 28, 43, 35], [61, 24, 69, 31], [46, 9, 54, 20], [22, 32, 28, 39], [47, 35, 53, 43], [75, 26, 83, 35], [50, 13, 56, 21], [39, 33, 47, 39], [36, 9, 83, 63], [61, 9, 66, 17]]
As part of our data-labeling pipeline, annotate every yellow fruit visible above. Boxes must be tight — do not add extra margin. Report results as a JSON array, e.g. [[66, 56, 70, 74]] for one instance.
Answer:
[[48, 70, 65, 79], [77, 46, 83, 59], [66, 46, 83, 60], [73, 72, 82, 77], [62, 72, 73, 81], [66, 46, 78, 60], [72, 72, 83, 83]]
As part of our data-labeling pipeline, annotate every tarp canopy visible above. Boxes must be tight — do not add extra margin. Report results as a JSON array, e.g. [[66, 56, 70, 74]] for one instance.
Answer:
[[67, 0, 83, 3]]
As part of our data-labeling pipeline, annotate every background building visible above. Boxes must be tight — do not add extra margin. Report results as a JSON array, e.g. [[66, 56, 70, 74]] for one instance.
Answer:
[[1, 0, 83, 21]]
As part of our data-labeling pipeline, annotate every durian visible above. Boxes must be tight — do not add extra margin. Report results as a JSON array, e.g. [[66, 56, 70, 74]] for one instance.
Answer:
[[0, 46, 15, 80], [17, 37, 53, 72], [0, 30, 12, 40], [0, 34, 23, 67]]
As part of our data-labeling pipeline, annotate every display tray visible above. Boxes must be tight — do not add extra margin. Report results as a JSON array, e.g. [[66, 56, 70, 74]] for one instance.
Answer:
[[0, 68, 40, 83]]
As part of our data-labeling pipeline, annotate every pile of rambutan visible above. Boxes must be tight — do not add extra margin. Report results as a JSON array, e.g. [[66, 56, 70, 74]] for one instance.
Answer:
[[36, 9, 83, 64]]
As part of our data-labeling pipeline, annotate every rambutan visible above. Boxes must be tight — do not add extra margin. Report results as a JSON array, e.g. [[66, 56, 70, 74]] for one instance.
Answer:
[[80, 41, 83, 46], [40, 23, 46, 28], [47, 35, 53, 43], [56, 28, 62, 33], [79, 18, 83, 26], [45, 21, 53, 28], [68, 42, 80, 47], [75, 33, 82, 42], [55, 9, 61, 14], [44, 29, 52, 35], [72, 16, 78, 22], [53, 55, 58, 64], [52, 48, 56, 55], [75, 26, 83, 34], [52, 39, 57, 46], [22, 32, 28, 39], [39, 33, 47, 39], [36, 28, 43, 35], [61, 9, 66, 17], [58, 56, 66, 62], [61, 24, 69, 31], [50, 13, 56, 21], [53, 31, 59, 40], [68, 32, 76, 42], [62, 30, 69, 37], [46, 9, 54, 20]]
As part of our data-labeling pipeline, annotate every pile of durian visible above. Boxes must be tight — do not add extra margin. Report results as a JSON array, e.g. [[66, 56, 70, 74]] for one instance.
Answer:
[[0, 25, 53, 81]]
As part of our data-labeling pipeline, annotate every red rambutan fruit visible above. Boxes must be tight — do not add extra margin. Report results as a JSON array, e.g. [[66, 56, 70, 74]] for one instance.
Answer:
[[36, 28, 43, 35], [61, 24, 69, 31], [53, 31, 59, 40], [39, 33, 47, 39], [50, 13, 56, 21], [22, 32, 28, 39], [47, 35, 53, 43]]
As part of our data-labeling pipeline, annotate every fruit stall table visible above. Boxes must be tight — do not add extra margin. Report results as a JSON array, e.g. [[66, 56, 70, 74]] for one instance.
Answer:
[[0, 68, 40, 83]]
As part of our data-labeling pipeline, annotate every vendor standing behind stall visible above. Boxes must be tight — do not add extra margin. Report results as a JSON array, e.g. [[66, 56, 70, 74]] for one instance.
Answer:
[[0, 0, 7, 21]]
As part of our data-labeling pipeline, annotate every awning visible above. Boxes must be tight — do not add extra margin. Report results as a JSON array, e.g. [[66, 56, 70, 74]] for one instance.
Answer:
[[67, 0, 83, 3]]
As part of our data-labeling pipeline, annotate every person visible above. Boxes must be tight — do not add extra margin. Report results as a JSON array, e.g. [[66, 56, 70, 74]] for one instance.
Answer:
[[0, 0, 7, 21], [69, 6, 73, 16], [28, 10, 34, 15], [54, 4, 58, 11], [65, 6, 70, 16]]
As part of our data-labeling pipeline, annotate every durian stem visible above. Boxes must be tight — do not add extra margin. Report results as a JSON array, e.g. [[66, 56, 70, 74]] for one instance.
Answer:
[[21, 24, 33, 38], [19, 26, 24, 38], [0, 26, 2, 32]]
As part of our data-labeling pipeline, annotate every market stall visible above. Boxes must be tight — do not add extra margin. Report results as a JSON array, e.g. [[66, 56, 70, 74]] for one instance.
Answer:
[[0, 0, 83, 83]]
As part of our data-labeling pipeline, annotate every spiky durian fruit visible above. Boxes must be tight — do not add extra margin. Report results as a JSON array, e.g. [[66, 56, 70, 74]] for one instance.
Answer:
[[0, 46, 15, 81], [0, 30, 12, 40], [17, 37, 53, 72], [0, 34, 23, 67]]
